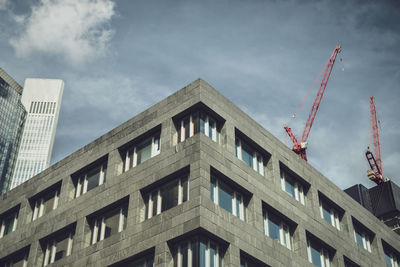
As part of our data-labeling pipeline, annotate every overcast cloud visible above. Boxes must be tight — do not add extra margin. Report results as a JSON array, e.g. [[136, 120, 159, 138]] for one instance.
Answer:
[[9, 0, 115, 65], [0, 0, 399, 190]]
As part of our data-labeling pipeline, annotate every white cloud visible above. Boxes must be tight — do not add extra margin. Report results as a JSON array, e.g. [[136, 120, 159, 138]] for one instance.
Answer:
[[9, 0, 115, 65]]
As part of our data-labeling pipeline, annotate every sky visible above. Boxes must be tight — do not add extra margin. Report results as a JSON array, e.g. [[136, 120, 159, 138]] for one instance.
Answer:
[[0, 0, 399, 189]]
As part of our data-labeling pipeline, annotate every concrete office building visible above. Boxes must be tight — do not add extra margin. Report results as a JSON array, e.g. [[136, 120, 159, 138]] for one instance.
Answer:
[[0, 68, 26, 195], [11, 78, 64, 189], [0, 79, 399, 267]]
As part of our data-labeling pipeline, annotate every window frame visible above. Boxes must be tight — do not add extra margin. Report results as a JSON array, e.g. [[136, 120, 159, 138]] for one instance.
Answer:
[[262, 210, 293, 250], [307, 238, 331, 267], [123, 133, 161, 173], [235, 137, 265, 176], [90, 205, 128, 245], [0, 207, 19, 238], [318, 199, 341, 230], [0, 247, 29, 267], [109, 252, 155, 267], [144, 175, 189, 219], [74, 161, 107, 198], [385, 251, 400, 267], [210, 176, 246, 221], [280, 169, 305, 205], [32, 188, 60, 221], [174, 237, 223, 267], [42, 230, 74, 266], [177, 110, 219, 144], [353, 227, 372, 252]]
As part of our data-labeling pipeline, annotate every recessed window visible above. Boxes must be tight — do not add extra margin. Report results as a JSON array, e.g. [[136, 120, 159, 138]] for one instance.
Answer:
[[352, 219, 373, 252], [344, 256, 360, 267], [121, 131, 161, 172], [176, 110, 219, 144], [386, 253, 400, 267], [88, 200, 128, 245], [240, 252, 270, 267], [307, 235, 333, 267], [0, 246, 29, 267], [0, 206, 19, 238], [173, 236, 224, 267], [41, 225, 75, 266], [262, 208, 293, 250], [280, 167, 306, 205], [210, 175, 247, 221], [30, 183, 61, 221], [73, 159, 107, 198], [318, 194, 342, 231], [235, 135, 267, 176], [109, 252, 154, 267], [144, 174, 189, 219], [383, 241, 400, 267]]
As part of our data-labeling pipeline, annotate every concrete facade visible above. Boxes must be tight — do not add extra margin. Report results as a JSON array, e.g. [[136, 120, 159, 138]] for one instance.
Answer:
[[0, 79, 399, 267]]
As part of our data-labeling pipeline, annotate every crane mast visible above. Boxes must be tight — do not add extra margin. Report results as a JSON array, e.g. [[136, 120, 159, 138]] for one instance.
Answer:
[[366, 96, 385, 184], [284, 46, 341, 162]]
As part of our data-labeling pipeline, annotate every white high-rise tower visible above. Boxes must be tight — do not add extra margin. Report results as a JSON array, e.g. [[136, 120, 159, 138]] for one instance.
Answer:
[[11, 78, 64, 189]]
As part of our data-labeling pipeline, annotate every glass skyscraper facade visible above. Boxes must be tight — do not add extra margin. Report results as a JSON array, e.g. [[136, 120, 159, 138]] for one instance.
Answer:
[[0, 68, 27, 195], [11, 78, 64, 189]]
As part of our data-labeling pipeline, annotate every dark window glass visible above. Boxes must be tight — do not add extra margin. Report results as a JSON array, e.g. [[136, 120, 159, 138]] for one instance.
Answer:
[[310, 243, 322, 267], [241, 142, 253, 168], [192, 239, 199, 267], [285, 177, 296, 198], [182, 177, 188, 202], [161, 180, 179, 212], [152, 191, 158, 217], [200, 113, 206, 134], [268, 213, 281, 241], [218, 181, 233, 213], [193, 111, 200, 134], [43, 190, 56, 214], [355, 231, 363, 247], [111, 254, 154, 267], [86, 166, 101, 192], [210, 243, 216, 267], [104, 208, 120, 239], [137, 139, 152, 164], [200, 241, 207, 267], [54, 231, 71, 262], [3, 214, 15, 235], [182, 242, 188, 267], [322, 205, 332, 225]]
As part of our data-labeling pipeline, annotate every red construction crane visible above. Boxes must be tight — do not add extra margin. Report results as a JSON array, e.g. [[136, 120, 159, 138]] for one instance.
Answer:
[[284, 46, 341, 161], [366, 96, 385, 184]]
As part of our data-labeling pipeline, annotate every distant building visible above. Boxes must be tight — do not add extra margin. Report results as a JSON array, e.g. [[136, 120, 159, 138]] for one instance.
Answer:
[[0, 68, 26, 195], [1, 79, 399, 267], [11, 78, 64, 189], [345, 180, 400, 236]]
